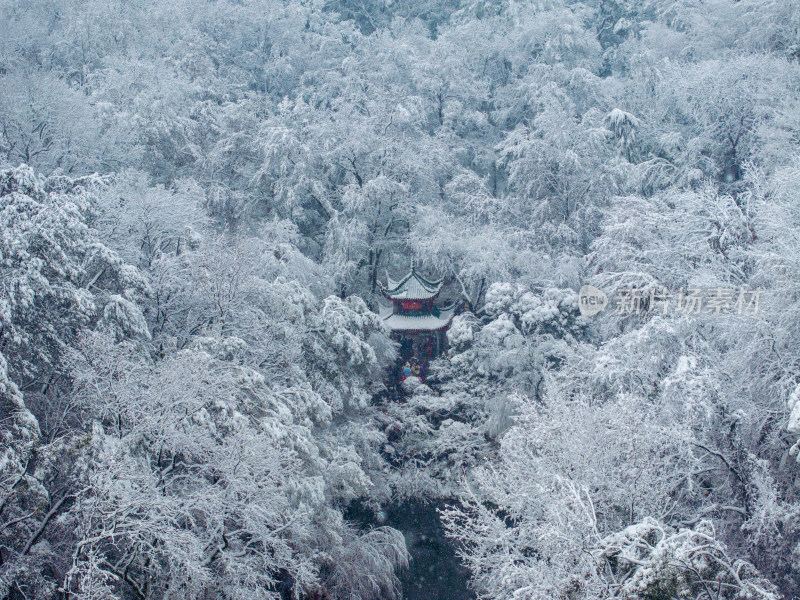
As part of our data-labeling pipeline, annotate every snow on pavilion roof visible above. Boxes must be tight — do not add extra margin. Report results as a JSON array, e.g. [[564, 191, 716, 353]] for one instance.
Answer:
[[380, 266, 444, 300], [379, 304, 455, 332]]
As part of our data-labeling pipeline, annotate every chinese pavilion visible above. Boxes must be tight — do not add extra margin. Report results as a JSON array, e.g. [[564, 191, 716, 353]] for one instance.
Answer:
[[378, 263, 455, 360]]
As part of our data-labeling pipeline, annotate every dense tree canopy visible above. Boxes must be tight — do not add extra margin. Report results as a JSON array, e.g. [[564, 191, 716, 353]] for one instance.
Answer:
[[2, 0, 800, 599]]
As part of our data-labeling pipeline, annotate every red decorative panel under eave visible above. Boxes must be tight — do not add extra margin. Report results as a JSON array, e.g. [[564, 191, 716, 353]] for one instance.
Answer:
[[401, 300, 422, 310]]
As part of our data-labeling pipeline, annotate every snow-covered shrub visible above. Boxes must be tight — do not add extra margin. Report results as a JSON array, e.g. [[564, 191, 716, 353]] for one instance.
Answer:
[[597, 518, 779, 600]]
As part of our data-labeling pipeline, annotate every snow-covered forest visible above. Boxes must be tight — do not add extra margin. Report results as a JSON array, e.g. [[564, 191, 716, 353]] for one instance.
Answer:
[[2, 0, 800, 598]]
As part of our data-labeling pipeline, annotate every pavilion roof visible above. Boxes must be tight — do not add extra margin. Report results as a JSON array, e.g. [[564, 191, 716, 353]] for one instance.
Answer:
[[379, 304, 455, 332], [379, 265, 444, 300]]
